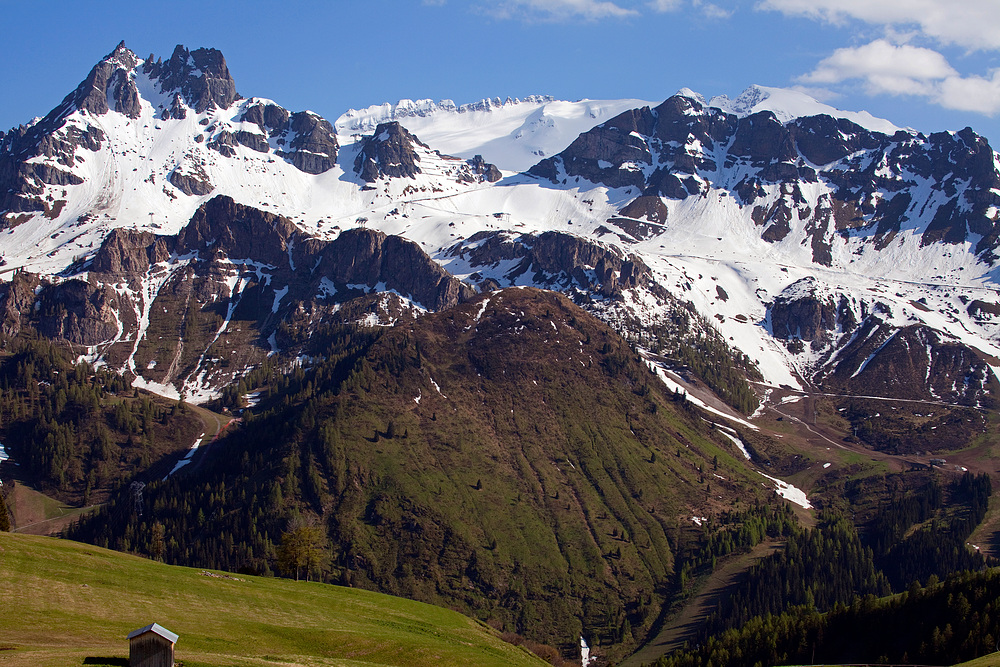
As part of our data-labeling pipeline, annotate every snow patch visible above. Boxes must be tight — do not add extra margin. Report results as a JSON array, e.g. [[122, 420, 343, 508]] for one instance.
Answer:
[[758, 472, 812, 509], [645, 356, 759, 431], [163, 433, 205, 481], [718, 428, 752, 460], [581, 637, 594, 667], [271, 285, 289, 314]]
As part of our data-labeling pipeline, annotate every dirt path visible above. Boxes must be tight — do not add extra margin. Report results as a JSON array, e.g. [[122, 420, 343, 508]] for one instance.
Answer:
[[161, 404, 233, 479], [623, 540, 783, 667]]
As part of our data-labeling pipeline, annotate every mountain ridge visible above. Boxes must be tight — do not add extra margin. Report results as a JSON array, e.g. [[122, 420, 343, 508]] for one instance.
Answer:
[[1, 41, 998, 411]]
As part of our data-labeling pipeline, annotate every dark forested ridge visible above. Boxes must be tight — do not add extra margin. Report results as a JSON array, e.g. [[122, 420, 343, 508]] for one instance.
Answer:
[[659, 471, 994, 667], [0, 334, 202, 504], [655, 568, 1000, 667]]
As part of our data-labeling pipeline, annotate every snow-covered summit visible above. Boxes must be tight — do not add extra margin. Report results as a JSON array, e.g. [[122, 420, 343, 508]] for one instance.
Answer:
[[338, 95, 556, 133], [708, 84, 900, 135], [338, 95, 654, 172]]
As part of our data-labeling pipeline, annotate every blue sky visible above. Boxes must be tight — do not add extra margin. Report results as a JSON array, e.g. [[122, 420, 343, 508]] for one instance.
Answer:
[[2, 0, 999, 146]]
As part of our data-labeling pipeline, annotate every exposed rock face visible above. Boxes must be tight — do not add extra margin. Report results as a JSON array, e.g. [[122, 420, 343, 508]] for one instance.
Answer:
[[770, 277, 841, 341], [528, 91, 1000, 260], [355, 122, 425, 182], [315, 228, 475, 311], [618, 196, 668, 224], [35, 280, 123, 346], [0, 271, 41, 337], [466, 154, 502, 183], [71, 41, 142, 118], [0, 43, 342, 224], [168, 165, 214, 196], [447, 230, 658, 301], [767, 276, 995, 406], [0, 41, 139, 217], [176, 195, 298, 267], [282, 112, 339, 174], [237, 103, 339, 174], [607, 196, 669, 240], [90, 228, 173, 276], [143, 45, 239, 114], [823, 324, 995, 405]]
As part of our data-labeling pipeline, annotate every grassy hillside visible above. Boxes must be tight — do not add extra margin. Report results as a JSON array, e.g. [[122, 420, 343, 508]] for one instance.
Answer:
[[0, 532, 545, 667], [70, 288, 779, 660]]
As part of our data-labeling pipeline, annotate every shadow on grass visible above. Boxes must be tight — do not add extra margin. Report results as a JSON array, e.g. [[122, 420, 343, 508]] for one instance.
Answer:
[[82, 658, 128, 666]]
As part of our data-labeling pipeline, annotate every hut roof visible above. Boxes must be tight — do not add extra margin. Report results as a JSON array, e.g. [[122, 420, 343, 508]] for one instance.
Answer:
[[127, 623, 179, 644]]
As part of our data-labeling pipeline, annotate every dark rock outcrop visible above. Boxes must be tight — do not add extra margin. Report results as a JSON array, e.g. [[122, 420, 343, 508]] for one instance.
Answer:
[[769, 277, 840, 341], [169, 166, 214, 196], [464, 154, 502, 183], [448, 230, 657, 300], [315, 228, 474, 311], [355, 122, 424, 182], [70, 41, 141, 118], [11, 195, 475, 394], [143, 45, 239, 114], [282, 112, 338, 174], [618, 196, 668, 224], [90, 228, 173, 277], [0, 271, 41, 337], [235, 103, 338, 174], [35, 280, 122, 346], [824, 324, 995, 405], [177, 195, 298, 266]]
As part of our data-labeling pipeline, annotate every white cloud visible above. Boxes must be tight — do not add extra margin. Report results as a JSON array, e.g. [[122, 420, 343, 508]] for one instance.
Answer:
[[693, 0, 731, 19], [800, 40, 957, 96], [758, 0, 1000, 52], [937, 71, 1000, 115], [798, 40, 1000, 115], [485, 0, 639, 20], [648, 0, 682, 11]]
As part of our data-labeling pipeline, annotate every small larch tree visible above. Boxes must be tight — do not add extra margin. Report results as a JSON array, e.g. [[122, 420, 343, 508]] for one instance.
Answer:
[[276, 523, 325, 581]]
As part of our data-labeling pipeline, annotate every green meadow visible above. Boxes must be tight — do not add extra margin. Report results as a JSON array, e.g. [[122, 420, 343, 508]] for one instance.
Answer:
[[0, 532, 544, 667]]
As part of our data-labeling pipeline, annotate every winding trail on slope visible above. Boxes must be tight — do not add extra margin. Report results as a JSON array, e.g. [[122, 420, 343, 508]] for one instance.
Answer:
[[623, 540, 783, 667]]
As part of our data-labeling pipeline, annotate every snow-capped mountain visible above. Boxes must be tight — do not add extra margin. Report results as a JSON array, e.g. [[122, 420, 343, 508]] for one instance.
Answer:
[[2, 41, 999, 410], [337, 95, 654, 172], [707, 84, 900, 135]]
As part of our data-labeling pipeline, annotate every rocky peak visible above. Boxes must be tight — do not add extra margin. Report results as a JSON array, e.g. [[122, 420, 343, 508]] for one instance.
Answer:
[[788, 115, 882, 166], [67, 41, 141, 119], [284, 112, 339, 174], [527, 93, 1000, 261], [90, 228, 173, 277], [143, 44, 239, 114], [176, 195, 298, 266], [354, 121, 426, 182], [315, 228, 475, 311], [466, 155, 502, 183]]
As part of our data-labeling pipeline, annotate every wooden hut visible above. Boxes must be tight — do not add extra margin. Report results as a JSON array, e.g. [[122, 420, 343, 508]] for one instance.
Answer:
[[127, 623, 178, 667]]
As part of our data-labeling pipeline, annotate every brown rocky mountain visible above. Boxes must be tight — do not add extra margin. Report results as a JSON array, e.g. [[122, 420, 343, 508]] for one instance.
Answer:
[[1, 196, 473, 398]]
